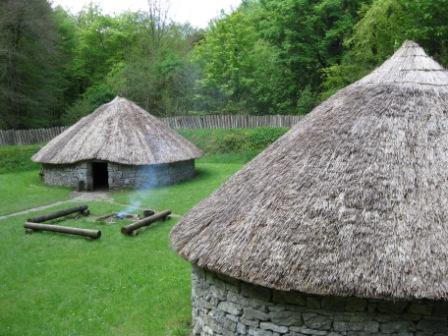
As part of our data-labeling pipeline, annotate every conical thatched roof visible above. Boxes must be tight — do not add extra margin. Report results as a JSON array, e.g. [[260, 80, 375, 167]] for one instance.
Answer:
[[171, 41, 448, 300], [33, 97, 203, 165]]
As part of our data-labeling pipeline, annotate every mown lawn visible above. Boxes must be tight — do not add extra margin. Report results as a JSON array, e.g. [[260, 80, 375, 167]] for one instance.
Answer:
[[0, 171, 71, 216], [0, 160, 243, 336]]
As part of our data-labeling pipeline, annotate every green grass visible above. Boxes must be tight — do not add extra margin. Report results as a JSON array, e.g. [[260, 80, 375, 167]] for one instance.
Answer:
[[0, 144, 41, 174], [0, 128, 283, 335], [0, 161, 243, 336], [0, 171, 71, 216]]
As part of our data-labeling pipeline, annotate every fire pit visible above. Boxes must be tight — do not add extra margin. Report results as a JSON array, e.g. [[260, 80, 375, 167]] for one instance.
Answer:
[[96, 209, 156, 223], [23, 206, 170, 240]]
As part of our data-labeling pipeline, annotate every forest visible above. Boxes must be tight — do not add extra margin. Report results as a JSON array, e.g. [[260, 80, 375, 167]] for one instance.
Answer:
[[0, 0, 447, 129]]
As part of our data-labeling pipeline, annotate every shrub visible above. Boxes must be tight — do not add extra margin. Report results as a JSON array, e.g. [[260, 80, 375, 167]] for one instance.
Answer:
[[180, 127, 287, 158], [246, 128, 287, 151], [216, 131, 247, 152]]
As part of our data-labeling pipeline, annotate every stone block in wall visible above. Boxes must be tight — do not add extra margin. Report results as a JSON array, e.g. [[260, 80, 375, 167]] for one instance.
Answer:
[[248, 327, 273, 336], [259, 321, 288, 333], [289, 326, 328, 335], [240, 317, 260, 328], [417, 319, 448, 333], [380, 320, 415, 333], [302, 313, 332, 330], [270, 310, 303, 327], [218, 301, 243, 316], [237, 322, 248, 334], [240, 296, 268, 312], [243, 307, 270, 321]]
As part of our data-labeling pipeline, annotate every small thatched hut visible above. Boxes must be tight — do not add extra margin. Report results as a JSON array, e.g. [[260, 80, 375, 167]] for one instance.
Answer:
[[33, 97, 202, 190], [171, 41, 448, 335]]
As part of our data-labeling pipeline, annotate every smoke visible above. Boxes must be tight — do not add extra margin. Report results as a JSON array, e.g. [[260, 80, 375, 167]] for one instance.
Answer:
[[116, 197, 143, 218], [116, 164, 172, 217]]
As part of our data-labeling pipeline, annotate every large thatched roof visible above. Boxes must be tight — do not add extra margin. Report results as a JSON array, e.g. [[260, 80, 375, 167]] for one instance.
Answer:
[[171, 41, 448, 300], [33, 97, 203, 165]]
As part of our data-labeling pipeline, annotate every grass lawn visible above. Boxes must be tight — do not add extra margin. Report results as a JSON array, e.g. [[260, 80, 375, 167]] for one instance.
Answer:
[[0, 171, 71, 216], [0, 129, 281, 335], [0, 160, 243, 336]]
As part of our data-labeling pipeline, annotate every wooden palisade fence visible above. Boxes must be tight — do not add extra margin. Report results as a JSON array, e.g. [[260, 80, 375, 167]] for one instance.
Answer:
[[0, 115, 302, 147]]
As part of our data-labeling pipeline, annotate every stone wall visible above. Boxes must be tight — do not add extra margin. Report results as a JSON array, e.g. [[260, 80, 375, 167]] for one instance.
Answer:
[[41, 160, 196, 190], [42, 163, 91, 189], [108, 159, 195, 189], [191, 266, 448, 336]]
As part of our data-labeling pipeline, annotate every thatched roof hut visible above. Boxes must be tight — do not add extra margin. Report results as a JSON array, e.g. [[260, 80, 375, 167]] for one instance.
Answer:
[[172, 40, 448, 300], [171, 40, 448, 336], [33, 97, 203, 190], [33, 96, 202, 165]]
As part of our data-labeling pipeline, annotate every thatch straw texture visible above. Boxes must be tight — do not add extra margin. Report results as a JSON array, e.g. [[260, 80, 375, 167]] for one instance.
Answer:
[[32, 97, 203, 165], [171, 41, 448, 300]]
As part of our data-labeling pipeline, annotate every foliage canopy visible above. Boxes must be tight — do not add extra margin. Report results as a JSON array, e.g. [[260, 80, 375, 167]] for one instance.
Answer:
[[1, 0, 447, 129]]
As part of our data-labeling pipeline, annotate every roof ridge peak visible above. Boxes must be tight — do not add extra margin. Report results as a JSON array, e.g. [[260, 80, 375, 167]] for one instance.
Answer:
[[356, 41, 448, 87]]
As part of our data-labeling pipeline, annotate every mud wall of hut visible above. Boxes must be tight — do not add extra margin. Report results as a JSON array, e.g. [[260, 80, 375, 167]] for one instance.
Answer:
[[191, 266, 448, 336], [107, 159, 195, 189]]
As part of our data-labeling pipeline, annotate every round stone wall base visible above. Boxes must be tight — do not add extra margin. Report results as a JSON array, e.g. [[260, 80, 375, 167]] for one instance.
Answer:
[[108, 159, 196, 189], [41, 159, 196, 190], [191, 266, 448, 336]]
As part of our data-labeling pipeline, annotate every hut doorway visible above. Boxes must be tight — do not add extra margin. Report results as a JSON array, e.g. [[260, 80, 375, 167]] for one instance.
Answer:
[[92, 162, 109, 190]]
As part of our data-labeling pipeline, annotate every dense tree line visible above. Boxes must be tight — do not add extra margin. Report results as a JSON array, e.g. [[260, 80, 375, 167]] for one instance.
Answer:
[[1, 0, 447, 129]]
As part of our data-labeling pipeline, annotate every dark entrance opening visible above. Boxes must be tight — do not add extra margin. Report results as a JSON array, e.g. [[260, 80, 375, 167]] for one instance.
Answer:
[[92, 162, 109, 190]]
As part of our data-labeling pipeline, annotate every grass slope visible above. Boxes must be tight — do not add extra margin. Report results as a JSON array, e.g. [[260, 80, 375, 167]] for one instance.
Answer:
[[0, 145, 41, 174]]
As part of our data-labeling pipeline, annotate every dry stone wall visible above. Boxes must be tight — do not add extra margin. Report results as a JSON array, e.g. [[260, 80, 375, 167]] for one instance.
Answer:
[[108, 159, 195, 189], [42, 163, 90, 188], [192, 266, 448, 336], [42, 159, 195, 190]]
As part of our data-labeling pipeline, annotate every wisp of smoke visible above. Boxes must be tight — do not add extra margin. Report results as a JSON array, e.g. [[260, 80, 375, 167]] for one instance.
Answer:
[[117, 165, 171, 217]]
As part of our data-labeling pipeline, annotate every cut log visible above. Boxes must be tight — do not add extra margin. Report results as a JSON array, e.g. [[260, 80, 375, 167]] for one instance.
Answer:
[[142, 209, 155, 218], [121, 210, 171, 236], [28, 205, 89, 223], [24, 222, 101, 240]]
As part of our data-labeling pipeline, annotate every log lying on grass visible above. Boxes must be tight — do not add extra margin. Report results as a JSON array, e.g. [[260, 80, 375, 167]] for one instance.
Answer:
[[143, 209, 155, 218], [24, 222, 101, 240], [121, 210, 171, 236], [28, 205, 89, 223]]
